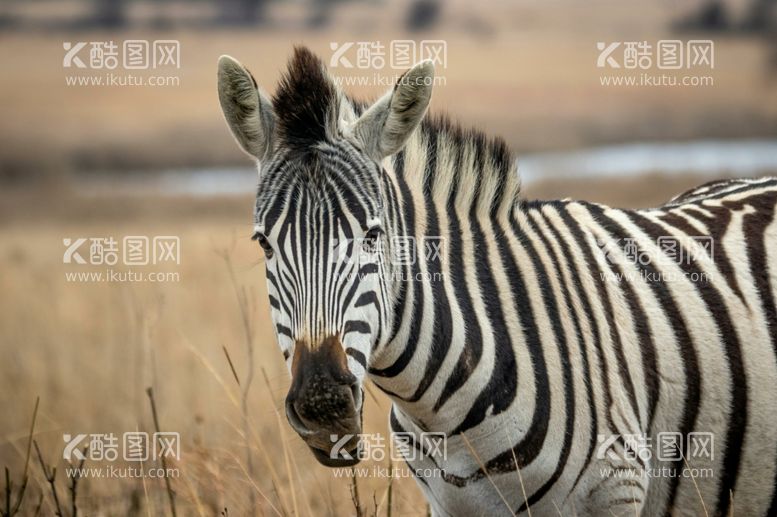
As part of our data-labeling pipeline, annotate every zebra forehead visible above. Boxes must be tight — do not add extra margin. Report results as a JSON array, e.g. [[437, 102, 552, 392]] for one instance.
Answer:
[[254, 147, 384, 228], [254, 184, 381, 231], [255, 197, 381, 232]]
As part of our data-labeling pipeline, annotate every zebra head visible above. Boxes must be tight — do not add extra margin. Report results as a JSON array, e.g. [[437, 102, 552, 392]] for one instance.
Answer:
[[217, 47, 434, 466]]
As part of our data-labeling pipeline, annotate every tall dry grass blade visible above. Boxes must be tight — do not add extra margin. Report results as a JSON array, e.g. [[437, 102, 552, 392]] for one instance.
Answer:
[[19, 397, 38, 501], [222, 449, 284, 517], [65, 446, 87, 517], [146, 387, 177, 517], [386, 458, 393, 517], [221, 251, 258, 515], [460, 433, 515, 516], [261, 368, 298, 517], [33, 440, 62, 517], [503, 428, 530, 517], [215, 247, 296, 514], [31, 494, 42, 517], [372, 492, 379, 517], [182, 335, 287, 515], [138, 424, 153, 517], [1, 396, 39, 517], [349, 468, 363, 517], [177, 458, 207, 517], [677, 441, 708, 517], [181, 336, 239, 407], [287, 445, 315, 517], [222, 345, 241, 387], [370, 472, 390, 517], [4, 468, 10, 517]]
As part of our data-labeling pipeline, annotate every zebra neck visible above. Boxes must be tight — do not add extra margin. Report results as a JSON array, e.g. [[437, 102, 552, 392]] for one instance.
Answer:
[[368, 134, 530, 433]]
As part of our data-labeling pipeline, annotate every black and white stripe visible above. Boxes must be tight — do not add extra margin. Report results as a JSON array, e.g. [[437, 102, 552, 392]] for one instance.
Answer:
[[218, 47, 777, 516]]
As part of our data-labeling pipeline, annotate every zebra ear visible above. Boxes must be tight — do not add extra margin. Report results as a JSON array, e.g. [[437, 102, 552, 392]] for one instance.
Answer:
[[351, 60, 434, 160], [217, 55, 275, 162]]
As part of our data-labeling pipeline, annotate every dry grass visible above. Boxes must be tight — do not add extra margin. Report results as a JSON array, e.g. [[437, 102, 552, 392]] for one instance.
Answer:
[[0, 169, 764, 514], [0, 198, 429, 515], [1, 0, 775, 512]]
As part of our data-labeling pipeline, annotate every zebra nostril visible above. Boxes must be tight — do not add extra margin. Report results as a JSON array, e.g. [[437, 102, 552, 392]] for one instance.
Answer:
[[285, 397, 315, 437], [350, 382, 363, 412]]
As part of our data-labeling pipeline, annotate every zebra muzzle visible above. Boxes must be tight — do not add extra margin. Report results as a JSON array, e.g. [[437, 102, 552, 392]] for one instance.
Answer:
[[286, 335, 364, 466]]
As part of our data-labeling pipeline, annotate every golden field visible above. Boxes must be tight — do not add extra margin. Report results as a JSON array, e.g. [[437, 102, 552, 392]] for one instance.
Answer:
[[0, 191, 431, 515], [0, 170, 767, 515], [1, 0, 776, 514]]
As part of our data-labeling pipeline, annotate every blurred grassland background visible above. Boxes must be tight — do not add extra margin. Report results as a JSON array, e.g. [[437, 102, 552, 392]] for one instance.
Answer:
[[1, 0, 777, 514]]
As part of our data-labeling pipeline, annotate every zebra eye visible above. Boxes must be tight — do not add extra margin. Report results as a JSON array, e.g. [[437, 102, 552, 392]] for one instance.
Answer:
[[253, 232, 274, 258], [362, 226, 383, 253]]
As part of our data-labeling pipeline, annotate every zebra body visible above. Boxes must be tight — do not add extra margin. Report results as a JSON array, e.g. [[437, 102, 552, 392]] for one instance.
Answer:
[[374, 131, 777, 515], [380, 177, 777, 517], [217, 47, 777, 516]]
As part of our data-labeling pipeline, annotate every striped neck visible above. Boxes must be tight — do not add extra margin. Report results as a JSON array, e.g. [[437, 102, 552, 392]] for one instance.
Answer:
[[366, 117, 526, 432]]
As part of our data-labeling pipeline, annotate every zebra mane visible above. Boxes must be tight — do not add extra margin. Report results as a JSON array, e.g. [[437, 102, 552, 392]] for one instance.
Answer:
[[271, 46, 521, 218], [272, 46, 341, 157], [407, 113, 520, 219]]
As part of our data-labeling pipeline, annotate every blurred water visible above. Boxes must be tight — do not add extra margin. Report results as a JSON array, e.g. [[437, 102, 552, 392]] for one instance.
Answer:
[[517, 139, 777, 184], [80, 167, 259, 197], [79, 139, 777, 197]]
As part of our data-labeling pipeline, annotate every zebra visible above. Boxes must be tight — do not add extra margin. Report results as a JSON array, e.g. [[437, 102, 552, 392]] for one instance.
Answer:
[[217, 46, 777, 516]]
